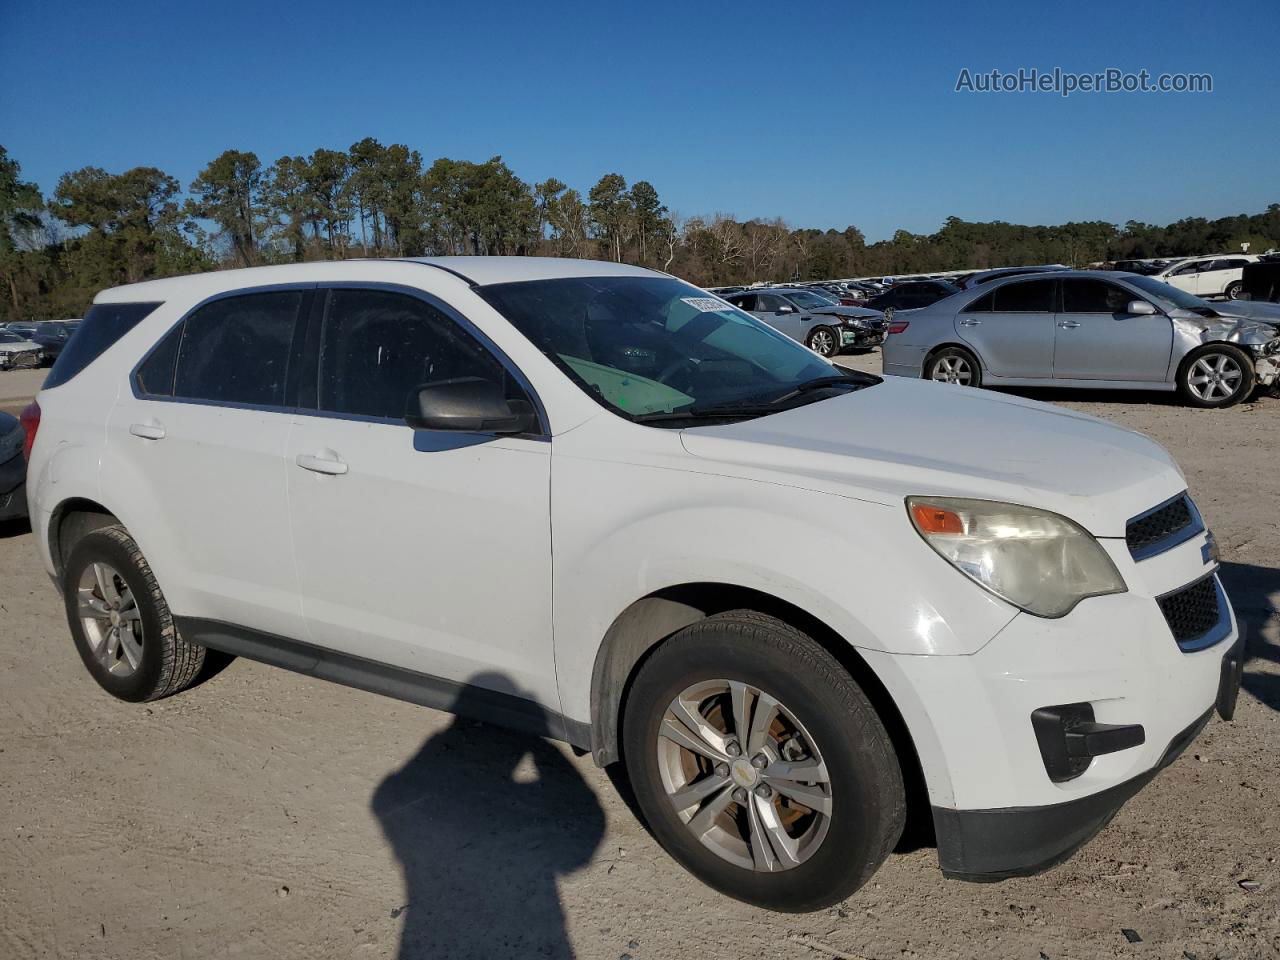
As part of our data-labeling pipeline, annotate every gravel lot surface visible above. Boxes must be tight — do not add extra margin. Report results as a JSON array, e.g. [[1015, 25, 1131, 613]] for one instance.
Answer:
[[1, 355, 1277, 959]]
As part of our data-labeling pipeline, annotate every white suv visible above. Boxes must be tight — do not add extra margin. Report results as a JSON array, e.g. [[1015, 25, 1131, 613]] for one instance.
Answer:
[[25, 257, 1243, 912], [1154, 254, 1259, 299]]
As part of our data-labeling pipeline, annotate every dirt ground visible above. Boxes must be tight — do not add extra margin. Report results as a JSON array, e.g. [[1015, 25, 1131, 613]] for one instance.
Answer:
[[1, 355, 1278, 960]]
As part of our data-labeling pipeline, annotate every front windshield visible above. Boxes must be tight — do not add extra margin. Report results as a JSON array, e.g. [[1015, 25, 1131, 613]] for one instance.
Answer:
[[477, 275, 843, 421], [1125, 275, 1214, 313], [786, 290, 837, 308]]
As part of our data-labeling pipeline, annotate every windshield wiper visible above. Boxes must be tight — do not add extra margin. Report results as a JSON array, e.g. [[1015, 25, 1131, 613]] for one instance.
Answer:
[[632, 403, 779, 424], [769, 373, 876, 405]]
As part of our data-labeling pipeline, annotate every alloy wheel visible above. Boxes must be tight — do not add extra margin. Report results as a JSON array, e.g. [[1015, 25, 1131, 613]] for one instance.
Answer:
[[1187, 353, 1243, 402], [809, 330, 835, 356], [930, 356, 973, 385], [76, 561, 144, 677], [656, 679, 832, 872]]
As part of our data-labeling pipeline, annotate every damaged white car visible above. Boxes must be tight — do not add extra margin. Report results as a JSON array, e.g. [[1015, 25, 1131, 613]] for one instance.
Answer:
[[883, 270, 1280, 408]]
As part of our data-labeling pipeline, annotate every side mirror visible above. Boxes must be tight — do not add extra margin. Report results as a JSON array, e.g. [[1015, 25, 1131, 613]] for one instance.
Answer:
[[405, 377, 537, 434], [1126, 300, 1157, 316], [777, 305, 796, 314]]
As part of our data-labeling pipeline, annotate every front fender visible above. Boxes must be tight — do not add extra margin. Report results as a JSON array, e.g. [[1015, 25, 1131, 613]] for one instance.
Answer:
[[550, 445, 1017, 729]]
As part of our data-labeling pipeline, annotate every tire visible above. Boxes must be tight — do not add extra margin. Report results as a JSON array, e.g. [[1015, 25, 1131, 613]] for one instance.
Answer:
[[621, 611, 905, 912], [1176, 344, 1256, 409], [62, 525, 206, 702], [925, 346, 982, 387], [1224, 281, 1243, 300], [806, 326, 839, 358]]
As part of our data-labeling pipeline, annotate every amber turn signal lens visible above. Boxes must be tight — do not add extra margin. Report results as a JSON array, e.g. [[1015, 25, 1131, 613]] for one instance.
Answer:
[[911, 503, 964, 535]]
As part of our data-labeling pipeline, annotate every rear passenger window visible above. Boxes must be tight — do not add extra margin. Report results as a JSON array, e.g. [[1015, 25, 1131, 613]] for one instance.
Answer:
[[963, 291, 995, 312], [317, 288, 517, 420], [45, 302, 162, 389], [135, 323, 183, 396], [174, 291, 302, 406], [992, 280, 1054, 312]]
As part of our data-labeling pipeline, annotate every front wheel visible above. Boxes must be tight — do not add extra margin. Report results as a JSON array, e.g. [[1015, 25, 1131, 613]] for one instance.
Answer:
[[806, 326, 839, 358], [621, 611, 905, 912], [1176, 344, 1255, 408]]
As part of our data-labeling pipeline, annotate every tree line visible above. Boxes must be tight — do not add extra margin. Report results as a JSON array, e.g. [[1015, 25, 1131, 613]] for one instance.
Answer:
[[1, 142, 1277, 323]]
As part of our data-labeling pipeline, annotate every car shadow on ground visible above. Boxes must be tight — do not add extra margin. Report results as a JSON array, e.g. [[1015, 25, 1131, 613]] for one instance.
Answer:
[[1221, 561, 1280, 712], [371, 674, 605, 960], [0, 517, 31, 539]]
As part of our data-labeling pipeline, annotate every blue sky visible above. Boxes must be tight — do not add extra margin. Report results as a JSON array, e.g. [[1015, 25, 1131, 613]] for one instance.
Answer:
[[1, 0, 1276, 241]]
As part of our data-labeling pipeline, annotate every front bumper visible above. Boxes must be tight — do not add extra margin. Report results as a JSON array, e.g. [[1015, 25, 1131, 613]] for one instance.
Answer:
[[935, 628, 1242, 880], [860, 522, 1238, 880], [839, 326, 886, 348], [0, 349, 43, 370]]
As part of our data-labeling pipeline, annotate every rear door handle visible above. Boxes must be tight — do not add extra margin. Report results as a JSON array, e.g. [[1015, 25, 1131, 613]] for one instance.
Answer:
[[295, 453, 348, 476], [129, 422, 166, 440], [958, 318, 982, 326], [1058, 320, 1082, 329]]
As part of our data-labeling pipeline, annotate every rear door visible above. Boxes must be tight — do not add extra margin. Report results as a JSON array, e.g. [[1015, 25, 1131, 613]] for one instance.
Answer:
[[283, 285, 559, 707], [1052, 278, 1172, 381], [105, 288, 309, 640], [954, 278, 1057, 379]]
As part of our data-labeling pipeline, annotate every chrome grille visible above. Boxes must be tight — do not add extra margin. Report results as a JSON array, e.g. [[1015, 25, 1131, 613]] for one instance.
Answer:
[[1126, 494, 1201, 560], [1157, 575, 1223, 650]]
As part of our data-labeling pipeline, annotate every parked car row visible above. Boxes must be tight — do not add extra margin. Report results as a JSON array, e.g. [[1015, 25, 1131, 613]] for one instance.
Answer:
[[21, 256, 1245, 913]]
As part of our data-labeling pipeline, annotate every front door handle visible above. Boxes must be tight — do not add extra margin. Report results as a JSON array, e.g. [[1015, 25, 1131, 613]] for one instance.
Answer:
[[958, 318, 982, 326], [129, 422, 166, 440], [1058, 320, 1082, 329], [295, 453, 348, 476]]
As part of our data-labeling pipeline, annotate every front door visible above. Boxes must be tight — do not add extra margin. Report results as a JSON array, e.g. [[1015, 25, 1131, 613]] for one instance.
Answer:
[[752, 293, 805, 343], [1052, 279, 1173, 381], [284, 286, 559, 708], [1164, 259, 1206, 295], [954, 278, 1057, 379]]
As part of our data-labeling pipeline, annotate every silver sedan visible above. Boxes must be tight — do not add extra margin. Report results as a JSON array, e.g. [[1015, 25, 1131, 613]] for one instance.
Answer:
[[881, 270, 1280, 408]]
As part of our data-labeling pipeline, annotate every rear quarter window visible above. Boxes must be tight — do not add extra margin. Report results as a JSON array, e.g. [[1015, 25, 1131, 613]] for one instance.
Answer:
[[44, 302, 163, 389]]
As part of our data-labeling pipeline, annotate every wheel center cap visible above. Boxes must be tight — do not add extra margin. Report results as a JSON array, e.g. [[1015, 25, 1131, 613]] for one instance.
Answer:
[[109, 610, 121, 627], [730, 758, 758, 788]]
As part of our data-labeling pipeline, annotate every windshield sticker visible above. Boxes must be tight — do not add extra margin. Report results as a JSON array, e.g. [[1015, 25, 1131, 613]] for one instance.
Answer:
[[681, 297, 732, 313]]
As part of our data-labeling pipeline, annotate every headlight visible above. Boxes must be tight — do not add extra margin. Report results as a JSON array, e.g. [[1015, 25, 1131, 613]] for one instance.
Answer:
[[906, 497, 1126, 618]]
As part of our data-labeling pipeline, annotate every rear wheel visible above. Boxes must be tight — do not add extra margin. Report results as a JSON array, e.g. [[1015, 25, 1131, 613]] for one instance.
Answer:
[[1176, 344, 1255, 408], [806, 326, 839, 358], [1224, 280, 1244, 300], [62, 525, 206, 702], [621, 611, 905, 912], [926, 346, 981, 387]]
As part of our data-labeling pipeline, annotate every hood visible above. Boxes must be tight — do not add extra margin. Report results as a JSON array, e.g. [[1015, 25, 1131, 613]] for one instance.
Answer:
[[0, 338, 39, 351], [1209, 299, 1280, 328], [678, 377, 1184, 537], [812, 305, 885, 321], [1170, 309, 1280, 349]]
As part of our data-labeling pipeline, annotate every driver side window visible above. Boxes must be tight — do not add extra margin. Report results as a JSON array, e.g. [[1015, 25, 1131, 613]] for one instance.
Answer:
[[316, 288, 521, 420]]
